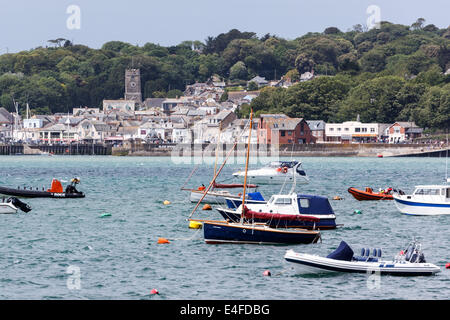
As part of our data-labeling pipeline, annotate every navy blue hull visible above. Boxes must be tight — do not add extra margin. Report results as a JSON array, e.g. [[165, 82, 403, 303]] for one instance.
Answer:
[[217, 209, 336, 230], [203, 221, 320, 244]]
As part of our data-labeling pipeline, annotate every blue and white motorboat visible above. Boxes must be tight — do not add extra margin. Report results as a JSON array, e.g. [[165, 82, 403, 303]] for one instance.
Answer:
[[284, 240, 441, 276], [217, 193, 337, 230], [232, 161, 309, 185], [393, 185, 450, 215]]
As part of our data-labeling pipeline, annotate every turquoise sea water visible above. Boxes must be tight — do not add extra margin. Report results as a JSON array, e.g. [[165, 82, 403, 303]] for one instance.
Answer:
[[0, 155, 449, 300]]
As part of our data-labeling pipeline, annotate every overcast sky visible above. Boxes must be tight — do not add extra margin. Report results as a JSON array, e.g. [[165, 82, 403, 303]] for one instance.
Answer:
[[0, 0, 448, 53]]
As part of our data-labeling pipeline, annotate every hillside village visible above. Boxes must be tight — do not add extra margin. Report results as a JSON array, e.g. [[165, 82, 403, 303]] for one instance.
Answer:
[[0, 68, 426, 147]]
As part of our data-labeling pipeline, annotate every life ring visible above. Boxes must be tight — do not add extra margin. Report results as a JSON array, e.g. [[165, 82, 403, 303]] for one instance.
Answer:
[[282, 167, 288, 174]]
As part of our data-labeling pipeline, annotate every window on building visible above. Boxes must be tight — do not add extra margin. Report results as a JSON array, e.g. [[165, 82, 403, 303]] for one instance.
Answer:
[[355, 128, 361, 132], [330, 128, 334, 131], [362, 128, 367, 132], [370, 128, 375, 133], [281, 130, 285, 137]]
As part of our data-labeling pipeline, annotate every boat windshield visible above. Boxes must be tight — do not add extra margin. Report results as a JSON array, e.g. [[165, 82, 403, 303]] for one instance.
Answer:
[[414, 188, 441, 196], [273, 197, 292, 205], [268, 161, 299, 168]]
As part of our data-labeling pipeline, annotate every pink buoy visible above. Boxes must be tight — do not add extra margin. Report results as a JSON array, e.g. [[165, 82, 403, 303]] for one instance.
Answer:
[[150, 289, 159, 295], [445, 263, 450, 269], [263, 270, 271, 277]]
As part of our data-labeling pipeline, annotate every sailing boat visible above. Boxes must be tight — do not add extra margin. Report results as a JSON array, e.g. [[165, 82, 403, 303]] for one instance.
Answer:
[[193, 109, 321, 245], [217, 162, 337, 230], [393, 133, 450, 215], [182, 123, 258, 204]]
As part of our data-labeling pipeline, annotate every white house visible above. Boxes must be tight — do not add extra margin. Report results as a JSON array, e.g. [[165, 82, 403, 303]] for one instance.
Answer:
[[325, 121, 379, 143]]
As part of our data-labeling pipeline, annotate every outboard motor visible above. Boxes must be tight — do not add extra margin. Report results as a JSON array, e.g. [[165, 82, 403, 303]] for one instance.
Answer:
[[7, 197, 32, 213]]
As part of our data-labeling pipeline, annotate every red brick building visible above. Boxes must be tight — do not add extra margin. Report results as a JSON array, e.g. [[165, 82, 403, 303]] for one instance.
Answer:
[[257, 114, 315, 144]]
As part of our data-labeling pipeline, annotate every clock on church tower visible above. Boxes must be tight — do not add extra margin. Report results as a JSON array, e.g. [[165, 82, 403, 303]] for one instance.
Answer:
[[125, 69, 142, 104]]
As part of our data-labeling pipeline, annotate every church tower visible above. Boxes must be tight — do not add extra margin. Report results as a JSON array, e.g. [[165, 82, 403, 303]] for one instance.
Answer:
[[125, 69, 142, 104]]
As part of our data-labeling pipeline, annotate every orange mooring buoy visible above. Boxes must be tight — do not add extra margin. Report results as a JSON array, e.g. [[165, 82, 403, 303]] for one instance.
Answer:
[[157, 237, 170, 244], [202, 204, 212, 210]]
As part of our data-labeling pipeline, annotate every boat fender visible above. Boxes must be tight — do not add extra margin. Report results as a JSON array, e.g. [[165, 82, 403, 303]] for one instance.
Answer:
[[189, 221, 203, 229], [276, 167, 282, 172], [157, 237, 170, 244]]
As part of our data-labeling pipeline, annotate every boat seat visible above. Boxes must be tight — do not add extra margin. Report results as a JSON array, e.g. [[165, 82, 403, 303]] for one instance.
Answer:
[[353, 247, 382, 262]]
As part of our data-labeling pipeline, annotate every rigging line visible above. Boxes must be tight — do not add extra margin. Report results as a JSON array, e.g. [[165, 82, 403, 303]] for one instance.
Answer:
[[241, 109, 254, 222], [213, 123, 222, 178], [445, 130, 448, 182], [180, 164, 199, 190], [279, 140, 296, 194], [188, 119, 251, 219]]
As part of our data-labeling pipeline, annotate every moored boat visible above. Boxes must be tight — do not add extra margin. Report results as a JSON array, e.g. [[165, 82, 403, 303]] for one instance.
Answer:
[[0, 197, 32, 214], [217, 193, 337, 230], [0, 178, 85, 199], [284, 240, 441, 276], [393, 185, 450, 215], [348, 187, 394, 201], [188, 183, 259, 204], [232, 161, 309, 185], [203, 220, 321, 245]]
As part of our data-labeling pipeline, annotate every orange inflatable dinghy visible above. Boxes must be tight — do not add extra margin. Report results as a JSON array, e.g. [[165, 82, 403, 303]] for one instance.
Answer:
[[347, 187, 394, 201]]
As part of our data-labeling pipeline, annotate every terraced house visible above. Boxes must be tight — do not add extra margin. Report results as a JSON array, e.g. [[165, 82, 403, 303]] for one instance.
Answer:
[[257, 114, 314, 145]]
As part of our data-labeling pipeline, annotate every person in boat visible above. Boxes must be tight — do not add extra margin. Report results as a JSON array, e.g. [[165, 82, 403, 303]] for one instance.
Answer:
[[65, 178, 81, 194]]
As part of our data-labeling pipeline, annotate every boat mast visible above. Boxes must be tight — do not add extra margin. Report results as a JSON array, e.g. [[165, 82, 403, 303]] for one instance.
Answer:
[[240, 109, 254, 222], [446, 131, 449, 183], [213, 123, 222, 178]]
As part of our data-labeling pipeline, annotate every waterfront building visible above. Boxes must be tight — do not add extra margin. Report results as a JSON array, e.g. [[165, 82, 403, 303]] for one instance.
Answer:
[[325, 121, 379, 143], [387, 122, 423, 143], [257, 114, 314, 144], [307, 120, 326, 143]]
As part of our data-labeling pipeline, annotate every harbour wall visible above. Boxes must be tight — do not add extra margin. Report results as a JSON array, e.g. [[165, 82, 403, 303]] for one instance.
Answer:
[[112, 143, 448, 157], [0, 143, 446, 157]]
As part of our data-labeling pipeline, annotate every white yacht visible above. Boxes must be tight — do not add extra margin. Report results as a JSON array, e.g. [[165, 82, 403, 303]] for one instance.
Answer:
[[232, 161, 309, 184], [393, 185, 450, 215]]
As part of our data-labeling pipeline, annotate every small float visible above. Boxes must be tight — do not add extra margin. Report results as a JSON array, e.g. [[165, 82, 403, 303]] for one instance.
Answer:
[[284, 239, 441, 276], [0, 178, 85, 199], [347, 187, 395, 201]]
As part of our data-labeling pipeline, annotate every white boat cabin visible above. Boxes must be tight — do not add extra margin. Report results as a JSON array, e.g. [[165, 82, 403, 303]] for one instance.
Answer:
[[411, 185, 450, 202]]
